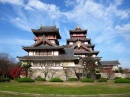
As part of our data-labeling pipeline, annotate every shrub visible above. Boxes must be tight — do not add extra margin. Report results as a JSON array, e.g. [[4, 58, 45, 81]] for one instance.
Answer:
[[95, 74, 101, 79], [114, 77, 122, 79], [0, 78, 10, 82], [114, 70, 120, 73], [49, 78, 63, 82], [98, 78, 107, 82], [18, 77, 35, 82], [0, 78, 6, 82], [125, 78, 130, 80], [14, 78, 18, 81], [68, 78, 78, 81], [4, 78, 10, 82], [114, 78, 130, 83], [36, 78, 46, 81], [81, 78, 94, 82]]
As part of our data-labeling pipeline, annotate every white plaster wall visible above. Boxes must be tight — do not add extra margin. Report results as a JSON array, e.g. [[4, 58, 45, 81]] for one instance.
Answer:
[[112, 66, 119, 70], [84, 42, 88, 44], [69, 42, 73, 45], [62, 62, 75, 67], [92, 55, 96, 57], [54, 51, 58, 56], [29, 51, 33, 56]]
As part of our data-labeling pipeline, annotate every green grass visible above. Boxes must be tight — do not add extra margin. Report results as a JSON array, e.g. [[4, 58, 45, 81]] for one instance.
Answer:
[[0, 81, 130, 95], [0, 92, 31, 97]]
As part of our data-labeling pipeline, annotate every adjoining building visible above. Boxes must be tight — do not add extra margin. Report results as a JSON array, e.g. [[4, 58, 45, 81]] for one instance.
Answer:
[[100, 60, 120, 73], [17, 25, 120, 80]]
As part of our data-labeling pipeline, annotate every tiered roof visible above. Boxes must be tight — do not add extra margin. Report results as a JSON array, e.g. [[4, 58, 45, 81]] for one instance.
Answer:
[[66, 26, 101, 59], [18, 48, 77, 61], [32, 25, 61, 39], [18, 25, 78, 61]]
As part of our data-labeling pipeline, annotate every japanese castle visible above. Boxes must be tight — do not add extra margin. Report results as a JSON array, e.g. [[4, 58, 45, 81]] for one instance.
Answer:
[[17, 25, 120, 80]]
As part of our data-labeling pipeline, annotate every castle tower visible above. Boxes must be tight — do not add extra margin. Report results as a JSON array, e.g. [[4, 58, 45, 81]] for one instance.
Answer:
[[17, 25, 78, 80], [66, 26, 101, 65]]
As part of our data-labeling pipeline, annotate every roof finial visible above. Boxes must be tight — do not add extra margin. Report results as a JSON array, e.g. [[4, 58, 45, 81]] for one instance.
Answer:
[[40, 24, 42, 28], [77, 24, 80, 28], [54, 23, 56, 28]]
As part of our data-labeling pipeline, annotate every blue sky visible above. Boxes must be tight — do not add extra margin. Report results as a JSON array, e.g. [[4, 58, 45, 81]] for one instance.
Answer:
[[0, 0, 130, 68]]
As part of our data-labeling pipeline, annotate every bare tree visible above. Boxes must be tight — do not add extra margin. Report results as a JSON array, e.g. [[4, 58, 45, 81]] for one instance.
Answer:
[[0, 52, 15, 78], [48, 69, 59, 80], [63, 67, 70, 80], [38, 61, 52, 80], [82, 56, 99, 79]]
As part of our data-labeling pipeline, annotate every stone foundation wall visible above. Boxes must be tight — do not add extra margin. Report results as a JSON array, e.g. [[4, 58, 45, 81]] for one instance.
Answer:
[[100, 73, 130, 79], [29, 67, 77, 80]]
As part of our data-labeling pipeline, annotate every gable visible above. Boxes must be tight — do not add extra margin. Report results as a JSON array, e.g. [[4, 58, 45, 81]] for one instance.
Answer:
[[74, 44, 91, 52], [33, 37, 53, 47]]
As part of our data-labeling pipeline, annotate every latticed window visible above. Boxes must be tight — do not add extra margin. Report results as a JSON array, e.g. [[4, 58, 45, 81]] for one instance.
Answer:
[[43, 51, 47, 55], [40, 51, 44, 55], [48, 51, 52, 55], [35, 51, 39, 55]]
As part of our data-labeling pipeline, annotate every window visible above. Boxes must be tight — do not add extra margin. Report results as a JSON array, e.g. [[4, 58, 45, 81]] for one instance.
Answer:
[[48, 51, 52, 55], [40, 51, 44, 55], [43, 51, 47, 55], [35, 51, 39, 55]]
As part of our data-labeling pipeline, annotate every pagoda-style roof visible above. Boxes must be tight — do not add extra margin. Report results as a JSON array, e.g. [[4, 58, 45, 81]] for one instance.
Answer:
[[100, 60, 120, 66], [32, 25, 61, 39], [74, 51, 99, 55], [69, 27, 87, 34], [65, 44, 95, 48], [23, 35, 64, 52], [67, 38, 91, 42], [18, 48, 78, 61], [22, 45, 64, 51]]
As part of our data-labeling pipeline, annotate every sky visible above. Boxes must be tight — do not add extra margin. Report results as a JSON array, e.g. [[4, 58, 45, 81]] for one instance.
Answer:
[[0, 0, 130, 68]]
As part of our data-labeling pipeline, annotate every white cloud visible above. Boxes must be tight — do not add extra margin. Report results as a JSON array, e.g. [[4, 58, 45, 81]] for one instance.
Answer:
[[0, 38, 33, 46], [0, 0, 24, 5], [119, 57, 130, 68], [115, 23, 130, 42], [111, 43, 127, 53]]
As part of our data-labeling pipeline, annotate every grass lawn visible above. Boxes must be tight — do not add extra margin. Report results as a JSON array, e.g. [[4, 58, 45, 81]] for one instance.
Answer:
[[0, 80, 130, 96]]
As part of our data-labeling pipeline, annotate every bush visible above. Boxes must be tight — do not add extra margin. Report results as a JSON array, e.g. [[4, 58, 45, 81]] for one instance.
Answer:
[[114, 78, 130, 83], [14, 78, 18, 81], [114, 77, 122, 79], [95, 74, 101, 79], [49, 78, 63, 82], [98, 78, 107, 82], [114, 70, 120, 73], [68, 78, 78, 81], [36, 78, 46, 81], [18, 77, 35, 82], [4, 78, 10, 82], [125, 78, 130, 80], [0, 78, 10, 82], [81, 78, 94, 82]]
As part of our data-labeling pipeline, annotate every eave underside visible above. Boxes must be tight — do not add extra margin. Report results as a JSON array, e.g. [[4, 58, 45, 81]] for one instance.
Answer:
[[17, 56, 78, 61], [74, 51, 99, 55], [22, 46, 64, 51]]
